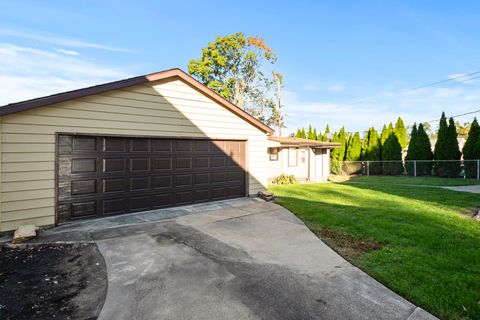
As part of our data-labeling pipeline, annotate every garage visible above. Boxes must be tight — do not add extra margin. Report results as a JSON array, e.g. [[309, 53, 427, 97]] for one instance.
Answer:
[[57, 134, 246, 223], [0, 68, 272, 232]]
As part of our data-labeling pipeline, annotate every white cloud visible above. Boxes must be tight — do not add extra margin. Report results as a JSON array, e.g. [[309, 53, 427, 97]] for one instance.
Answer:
[[302, 83, 345, 92], [0, 43, 131, 105], [56, 48, 80, 56], [282, 82, 480, 135], [326, 84, 344, 92], [0, 27, 131, 53], [302, 84, 322, 92]]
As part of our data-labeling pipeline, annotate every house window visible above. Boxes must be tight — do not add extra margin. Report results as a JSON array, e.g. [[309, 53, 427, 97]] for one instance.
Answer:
[[288, 147, 297, 167], [269, 148, 279, 161], [300, 150, 306, 164]]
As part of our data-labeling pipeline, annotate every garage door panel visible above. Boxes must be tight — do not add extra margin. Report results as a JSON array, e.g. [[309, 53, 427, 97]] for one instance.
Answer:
[[211, 172, 226, 183], [130, 158, 150, 171], [130, 196, 150, 211], [103, 137, 126, 152], [228, 186, 244, 197], [152, 158, 172, 171], [103, 178, 126, 193], [175, 191, 194, 205], [194, 157, 209, 169], [153, 140, 172, 152], [72, 200, 97, 218], [212, 188, 226, 200], [175, 158, 192, 169], [71, 179, 97, 195], [152, 193, 173, 208], [104, 158, 126, 172], [228, 171, 243, 183], [175, 140, 192, 152], [193, 140, 210, 152], [72, 158, 97, 173], [175, 174, 192, 187], [103, 198, 127, 214], [57, 135, 246, 223], [194, 173, 209, 185], [130, 138, 150, 152], [211, 156, 226, 168], [152, 175, 173, 190], [72, 136, 96, 151], [130, 177, 150, 191], [195, 189, 210, 202]]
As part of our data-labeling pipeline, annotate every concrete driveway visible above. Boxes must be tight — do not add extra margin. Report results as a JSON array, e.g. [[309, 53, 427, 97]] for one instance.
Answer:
[[63, 198, 436, 320]]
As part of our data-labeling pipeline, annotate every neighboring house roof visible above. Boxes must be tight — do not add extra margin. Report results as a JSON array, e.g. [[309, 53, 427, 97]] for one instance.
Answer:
[[268, 137, 340, 148], [0, 68, 274, 134]]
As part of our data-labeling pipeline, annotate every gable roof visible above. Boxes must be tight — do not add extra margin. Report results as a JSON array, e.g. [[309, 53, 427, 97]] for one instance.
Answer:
[[268, 137, 340, 148], [0, 68, 273, 134]]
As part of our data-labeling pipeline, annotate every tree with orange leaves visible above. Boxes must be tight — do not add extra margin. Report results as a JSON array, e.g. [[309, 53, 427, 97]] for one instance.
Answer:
[[188, 32, 282, 127]]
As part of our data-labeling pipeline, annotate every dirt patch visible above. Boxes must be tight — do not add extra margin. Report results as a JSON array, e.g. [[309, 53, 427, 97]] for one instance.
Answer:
[[0, 243, 107, 320], [327, 175, 352, 183], [312, 228, 383, 260]]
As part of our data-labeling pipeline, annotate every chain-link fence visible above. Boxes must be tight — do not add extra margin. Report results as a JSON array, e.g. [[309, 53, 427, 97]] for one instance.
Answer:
[[340, 160, 480, 179]]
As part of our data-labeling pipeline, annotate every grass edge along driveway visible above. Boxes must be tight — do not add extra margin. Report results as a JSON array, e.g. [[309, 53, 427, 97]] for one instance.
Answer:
[[270, 176, 480, 320]]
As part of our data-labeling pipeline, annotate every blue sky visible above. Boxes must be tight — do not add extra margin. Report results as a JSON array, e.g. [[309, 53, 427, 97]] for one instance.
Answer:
[[1, 0, 480, 134]]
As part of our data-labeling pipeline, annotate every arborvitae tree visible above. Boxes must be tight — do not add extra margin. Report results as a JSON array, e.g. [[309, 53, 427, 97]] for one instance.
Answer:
[[329, 132, 342, 174], [380, 124, 389, 144], [338, 127, 347, 161], [395, 117, 408, 149], [415, 123, 434, 175], [296, 128, 302, 138], [405, 124, 418, 175], [307, 125, 313, 140], [433, 112, 448, 176], [301, 127, 306, 139], [382, 132, 404, 175], [463, 118, 480, 178], [345, 132, 361, 161], [313, 128, 318, 140], [360, 132, 368, 160], [324, 124, 331, 141], [344, 132, 362, 174], [388, 122, 394, 135], [447, 117, 461, 176], [362, 127, 382, 174], [318, 132, 324, 141], [434, 113, 461, 177]]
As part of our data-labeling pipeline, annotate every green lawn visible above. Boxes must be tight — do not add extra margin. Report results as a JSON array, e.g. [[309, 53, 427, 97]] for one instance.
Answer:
[[270, 176, 480, 320]]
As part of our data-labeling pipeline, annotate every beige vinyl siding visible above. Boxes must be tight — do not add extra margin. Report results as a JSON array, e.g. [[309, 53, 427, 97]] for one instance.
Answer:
[[0, 79, 268, 232]]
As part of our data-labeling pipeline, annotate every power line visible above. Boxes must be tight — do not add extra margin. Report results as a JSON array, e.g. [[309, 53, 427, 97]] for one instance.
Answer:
[[338, 70, 480, 108], [423, 108, 480, 124], [407, 70, 480, 91]]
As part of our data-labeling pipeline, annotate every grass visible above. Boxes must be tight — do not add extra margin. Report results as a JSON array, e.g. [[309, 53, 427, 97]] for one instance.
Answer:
[[347, 175, 480, 186], [270, 176, 480, 320]]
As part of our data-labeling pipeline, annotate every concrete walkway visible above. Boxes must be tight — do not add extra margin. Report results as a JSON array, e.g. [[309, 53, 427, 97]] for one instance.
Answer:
[[442, 185, 480, 194], [37, 198, 437, 319]]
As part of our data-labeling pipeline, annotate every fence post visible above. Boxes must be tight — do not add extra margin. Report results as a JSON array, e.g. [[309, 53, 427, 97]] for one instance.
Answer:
[[414, 160, 417, 177], [367, 161, 370, 176], [477, 160, 479, 180]]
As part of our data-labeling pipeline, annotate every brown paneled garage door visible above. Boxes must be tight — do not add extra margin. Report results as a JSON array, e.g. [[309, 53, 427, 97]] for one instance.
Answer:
[[56, 134, 246, 223]]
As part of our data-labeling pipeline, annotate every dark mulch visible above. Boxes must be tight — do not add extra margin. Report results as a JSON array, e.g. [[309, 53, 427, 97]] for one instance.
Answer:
[[313, 228, 383, 261], [0, 243, 107, 320]]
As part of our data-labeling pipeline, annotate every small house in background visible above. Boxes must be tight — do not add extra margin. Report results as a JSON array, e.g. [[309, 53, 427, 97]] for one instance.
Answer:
[[267, 137, 340, 183], [429, 137, 466, 155]]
